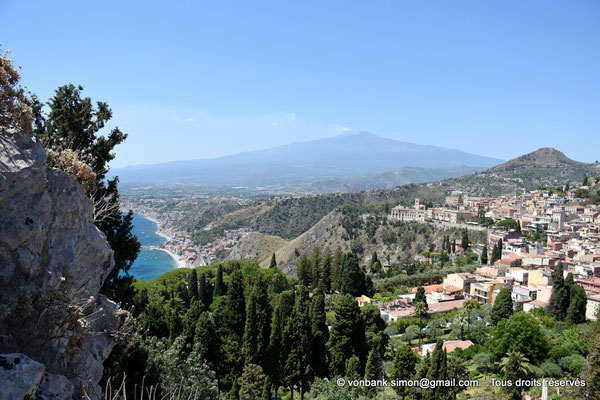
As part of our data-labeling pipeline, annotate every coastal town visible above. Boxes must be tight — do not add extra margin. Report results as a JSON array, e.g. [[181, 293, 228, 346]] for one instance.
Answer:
[[121, 200, 251, 267], [373, 179, 600, 324]]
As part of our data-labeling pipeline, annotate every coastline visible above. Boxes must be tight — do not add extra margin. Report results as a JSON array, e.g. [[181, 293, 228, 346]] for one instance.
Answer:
[[129, 210, 192, 269], [145, 246, 190, 269]]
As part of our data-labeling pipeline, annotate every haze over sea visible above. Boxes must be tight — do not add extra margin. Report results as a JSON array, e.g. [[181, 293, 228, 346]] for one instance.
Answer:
[[129, 213, 178, 281]]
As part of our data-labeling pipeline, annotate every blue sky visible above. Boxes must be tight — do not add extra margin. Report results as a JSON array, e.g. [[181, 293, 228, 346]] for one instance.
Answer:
[[1, 0, 599, 167]]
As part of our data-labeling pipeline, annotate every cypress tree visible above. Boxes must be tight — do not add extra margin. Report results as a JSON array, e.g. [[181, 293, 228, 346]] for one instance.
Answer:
[[392, 344, 417, 397], [491, 288, 514, 325], [567, 284, 587, 324], [243, 277, 272, 367], [194, 311, 219, 372], [415, 286, 427, 306], [339, 253, 366, 296], [309, 294, 329, 378], [321, 249, 332, 293], [283, 286, 314, 400], [261, 376, 272, 400], [269, 253, 277, 268], [198, 272, 212, 309], [214, 264, 226, 296], [481, 244, 488, 265], [331, 247, 344, 292], [550, 262, 569, 320], [364, 348, 384, 398], [297, 256, 312, 287], [327, 294, 367, 375], [266, 291, 294, 399], [461, 229, 469, 251], [188, 269, 199, 303]]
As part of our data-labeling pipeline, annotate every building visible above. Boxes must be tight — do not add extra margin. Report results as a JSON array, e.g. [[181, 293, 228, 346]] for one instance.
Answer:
[[390, 206, 426, 222], [576, 277, 600, 295], [470, 282, 505, 304], [356, 295, 373, 308], [586, 294, 600, 320], [422, 340, 473, 356]]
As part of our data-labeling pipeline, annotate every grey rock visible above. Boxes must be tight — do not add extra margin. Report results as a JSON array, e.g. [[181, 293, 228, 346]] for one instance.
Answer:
[[0, 128, 126, 399], [0, 354, 45, 400]]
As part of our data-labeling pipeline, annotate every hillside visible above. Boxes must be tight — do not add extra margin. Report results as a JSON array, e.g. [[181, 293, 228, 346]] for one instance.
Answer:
[[112, 132, 502, 188]]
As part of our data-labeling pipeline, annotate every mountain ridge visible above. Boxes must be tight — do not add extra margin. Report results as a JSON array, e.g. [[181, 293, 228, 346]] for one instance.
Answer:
[[112, 132, 503, 188]]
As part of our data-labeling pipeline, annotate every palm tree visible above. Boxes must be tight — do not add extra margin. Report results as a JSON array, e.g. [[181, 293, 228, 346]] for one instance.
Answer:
[[452, 311, 468, 340], [462, 299, 480, 340], [414, 301, 428, 350], [500, 351, 533, 400]]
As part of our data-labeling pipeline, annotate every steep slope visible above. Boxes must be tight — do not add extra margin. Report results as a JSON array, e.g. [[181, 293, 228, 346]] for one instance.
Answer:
[[113, 132, 502, 186]]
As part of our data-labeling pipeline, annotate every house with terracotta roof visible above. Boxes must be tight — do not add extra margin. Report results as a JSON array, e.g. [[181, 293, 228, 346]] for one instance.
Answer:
[[422, 340, 473, 356]]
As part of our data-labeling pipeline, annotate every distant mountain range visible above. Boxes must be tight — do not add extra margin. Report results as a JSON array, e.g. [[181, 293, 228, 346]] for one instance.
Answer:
[[112, 132, 502, 190]]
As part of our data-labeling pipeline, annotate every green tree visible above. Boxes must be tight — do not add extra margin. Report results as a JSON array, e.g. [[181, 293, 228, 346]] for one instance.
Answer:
[[425, 339, 448, 400], [33, 84, 140, 305], [392, 344, 417, 398], [198, 272, 212, 309], [447, 357, 470, 400], [339, 253, 367, 296], [328, 294, 367, 375], [491, 288, 513, 325], [499, 351, 533, 400], [550, 261, 569, 320], [414, 301, 428, 350], [490, 312, 549, 364], [414, 286, 427, 306], [238, 363, 267, 400], [187, 269, 199, 304], [363, 348, 384, 398], [461, 229, 470, 251], [269, 253, 277, 268], [310, 294, 329, 378], [297, 256, 312, 287], [331, 247, 344, 292], [214, 264, 226, 296], [567, 284, 587, 324], [265, 292, 293, 398], [283, 286, 314, 400], [193, 311, 219, 373], [262, 375, 273, 400], [490, 239, 502, 264], [463, 299, 479, 339], [481, 244, 488, 265], [243, 277, 272, 367]]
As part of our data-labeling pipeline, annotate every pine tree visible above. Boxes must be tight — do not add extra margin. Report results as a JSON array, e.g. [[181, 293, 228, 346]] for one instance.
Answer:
[[214, 264, 226, 296], [392, 344, 417, 397], [269, 253, 277, 268], [33, 85, 140, 306], [187, 269, 199, 303], [328, 294, 367, 375], [491, 288, 513, 325]]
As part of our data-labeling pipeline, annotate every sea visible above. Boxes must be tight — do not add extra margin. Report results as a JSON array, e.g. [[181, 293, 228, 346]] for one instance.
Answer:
[[129, 213, 178, 281]]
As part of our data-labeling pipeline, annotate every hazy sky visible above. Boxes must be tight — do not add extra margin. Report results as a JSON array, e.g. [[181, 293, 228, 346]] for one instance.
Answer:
[[1, 0, 599, 167]]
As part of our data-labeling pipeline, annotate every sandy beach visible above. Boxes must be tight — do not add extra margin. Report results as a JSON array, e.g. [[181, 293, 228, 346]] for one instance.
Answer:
[[146, 246, 190, 269]]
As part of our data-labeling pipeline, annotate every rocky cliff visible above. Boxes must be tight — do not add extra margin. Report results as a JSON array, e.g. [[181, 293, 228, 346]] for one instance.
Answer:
[[0, 128, 126, 399]]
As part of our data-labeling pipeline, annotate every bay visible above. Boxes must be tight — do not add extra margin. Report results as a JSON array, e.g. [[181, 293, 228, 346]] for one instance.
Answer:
[[129, 213, 178, 281]]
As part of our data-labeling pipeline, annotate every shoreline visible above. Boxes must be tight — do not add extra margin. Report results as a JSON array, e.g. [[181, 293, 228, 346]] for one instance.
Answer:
[[144, 246, 190, 269], [129, 210, 192, 270]]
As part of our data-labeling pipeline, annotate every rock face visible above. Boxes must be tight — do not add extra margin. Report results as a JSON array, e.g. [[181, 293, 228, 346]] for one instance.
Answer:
[[0, 128, 125, 399]]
